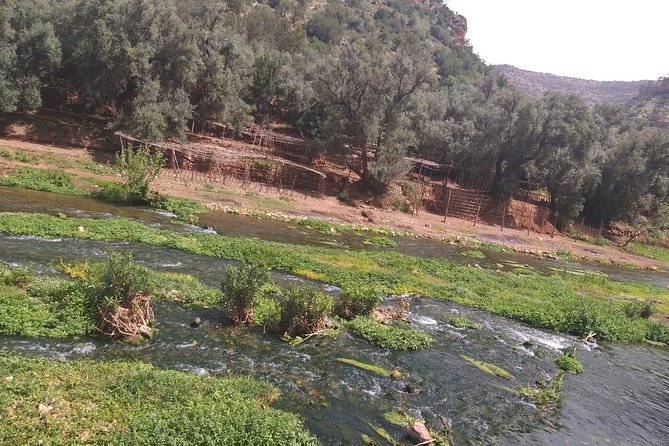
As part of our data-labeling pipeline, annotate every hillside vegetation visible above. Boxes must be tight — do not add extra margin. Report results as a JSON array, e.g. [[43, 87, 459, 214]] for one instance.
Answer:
[[494, 65, 648, 106], [0, 0, 667, 233]]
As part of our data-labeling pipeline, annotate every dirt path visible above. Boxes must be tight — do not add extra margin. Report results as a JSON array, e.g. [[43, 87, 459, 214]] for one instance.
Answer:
[[1, 136, 667, 271]]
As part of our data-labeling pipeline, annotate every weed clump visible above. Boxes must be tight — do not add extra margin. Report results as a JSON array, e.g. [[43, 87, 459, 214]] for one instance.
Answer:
[[363, 236, 398, 248], [279, 285, 333, 336], [333, 285, 382, 320], [343, 316, 433, 350], [220, 263, 270, 324], [555, 354, 584, 374], [460, 355, 514, 380], [93, 252, 154, 339], [622, 298, 655, 319], [448, 316, 481, 329]]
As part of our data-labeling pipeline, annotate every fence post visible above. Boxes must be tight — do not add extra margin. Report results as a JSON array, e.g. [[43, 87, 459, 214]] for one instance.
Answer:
[[474, 193, 484, 227], [527, 206, 533, 235], [443, 188, 452, 222], [501, 200, 507, 231]]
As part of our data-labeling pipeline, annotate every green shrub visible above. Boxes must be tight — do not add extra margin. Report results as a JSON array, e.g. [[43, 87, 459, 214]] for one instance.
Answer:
[[116, 144, 164, 203], [342, 316, 433, 350], [461, 249, 486, 259], [555, 354, 584, 374], [448, 316, 481, 329], [645, 323, 669, 344], [622, 299, 655, 319], [92, 181, 127, 203], [95, 252, 149, 312], [220, 263, 270, 324], [279, 285, 333, 335], [253, 295, 283, 328], [334, 286, 381, 319]]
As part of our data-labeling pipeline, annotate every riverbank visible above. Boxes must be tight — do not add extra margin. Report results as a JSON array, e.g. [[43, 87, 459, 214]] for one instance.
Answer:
[[0, 354, 317, 445], [1, 212, 667, 343], [1, 137, 667, 271]]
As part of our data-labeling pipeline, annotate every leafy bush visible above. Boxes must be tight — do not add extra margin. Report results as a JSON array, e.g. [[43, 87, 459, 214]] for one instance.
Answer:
[[622, 298, 655, 319], [555, 354, 584, 374], [253, 295, 282, 328], [95, 252, 149, 312], [116, 144, 164, 203], [279, 285, 333, 335], [645, 323, 669, 344], [220, 263, 270, 324], [342, 316, 433, 350], [333, 285, 381, 319], [92, 181, 127, 203]]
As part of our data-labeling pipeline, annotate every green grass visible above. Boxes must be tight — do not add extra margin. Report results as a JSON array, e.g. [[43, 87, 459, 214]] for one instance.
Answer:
[[461, 249, 486, 259], [0, 354, 317, 445], [342, 316, 434, 350], [461, 355, 514, 380], [625, 242, 669, 262], [363, 236, 398, 248], [0, 147, 114, 174], [1, 212, 668, 344], [0, 168, 201, 223], [0, 267, 94, 337], [0, 262, 224, 338], [0, 167, 87, 196]]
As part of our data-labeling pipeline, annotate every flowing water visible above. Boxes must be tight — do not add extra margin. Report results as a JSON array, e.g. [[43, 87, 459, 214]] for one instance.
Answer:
[[1, 188, 668, 445]]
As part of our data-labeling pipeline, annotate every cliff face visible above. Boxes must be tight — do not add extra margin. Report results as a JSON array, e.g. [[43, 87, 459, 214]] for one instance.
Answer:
[[494, 64, 649, 107], [449, 13, 467, 45]]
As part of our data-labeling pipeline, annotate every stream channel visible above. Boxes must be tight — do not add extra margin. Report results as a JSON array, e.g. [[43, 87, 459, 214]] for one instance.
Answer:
[[0, 186, 668, 445]]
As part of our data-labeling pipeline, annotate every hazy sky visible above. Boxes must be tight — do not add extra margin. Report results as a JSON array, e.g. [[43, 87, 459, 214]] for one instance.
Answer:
[[446, 0, 668, 81]]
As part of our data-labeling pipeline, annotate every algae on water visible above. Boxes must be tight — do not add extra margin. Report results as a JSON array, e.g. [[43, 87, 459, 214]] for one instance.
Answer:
[[460, 355, 514, 380]]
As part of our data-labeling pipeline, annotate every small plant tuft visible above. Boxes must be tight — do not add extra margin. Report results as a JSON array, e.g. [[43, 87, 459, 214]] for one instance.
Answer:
[[334, 285, 382, 320], [116, 144, 164, 203], [555, 354, 584, 374], [342, 316, 433, 350]]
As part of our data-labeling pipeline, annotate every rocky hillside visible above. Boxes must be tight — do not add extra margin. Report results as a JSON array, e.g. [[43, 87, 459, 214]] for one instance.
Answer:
[[494, 64, 649, 106], [627, 78, 669, 128]]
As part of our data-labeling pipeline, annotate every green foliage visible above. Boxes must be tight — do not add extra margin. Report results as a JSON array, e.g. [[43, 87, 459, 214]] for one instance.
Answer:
[[363, 236, 398, 248], [625, 242, 669, 262], [622, 298, 655, 319], [555, 354, 584, 374], [2, 212, 668, 343], [0, 265, 33, 287], [0, 267, 94, 337], [461, 249, 486, 259], [460, 355, 514, 380], [517, 373, 564, 407], [0, 354, 317, 445], [448, 316, 481, 329], [115, 144, 165, 203], [94, 252, 149, 312], [0, 167, 85, 195], [150, 194, 201, 223], [253, 295, 282, 327], [279, 285, 333, 335], [342, 316, 433, 350], [220, 263, 270, 324], [333, 285, 381, 320]]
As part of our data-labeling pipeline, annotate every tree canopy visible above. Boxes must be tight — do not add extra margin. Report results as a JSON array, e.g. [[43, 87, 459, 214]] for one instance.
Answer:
[[0, 0, 667, 227]]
